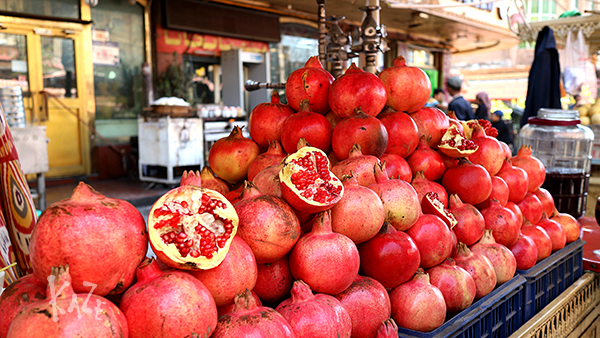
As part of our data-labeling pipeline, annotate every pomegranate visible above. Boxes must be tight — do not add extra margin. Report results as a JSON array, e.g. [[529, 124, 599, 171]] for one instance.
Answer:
[[537, 213, 566, 252], [452, 243, 497, 299], [509, 234, 538, 270], [406, 136, 446, 182], [437, 124, 479, 158], [376, 319, 399, 338], [120, 258, 217, 338], [511, 145, 546, 192], [248, 91, 294, 148], [332, 110, 389, 160], [440, 152, 460, 171], [276, 280, 352, 338], [499, 141, 512, 159], [406, 214, 455, 268], [378, 109, 420, 158], [357, 222, 421, 288], [280, 100, 334, 153], [534, 187, 555, 218], [411, 171, 449, 207], [30, 182, 147, 296], [427, 258, 477, 314], [506, 201, 524, 226], [332, 144, 380, 186], [225, 185, 244, 204], [247, 140, 287, 181], [378, 55, 431, 114], [448, 194, 485, 246], [329, 63, 387, 118], [467, 124, 505, 176], [421, 191, 458, 228], [217, 290, 262, 316], [252, 163, 283, 197], [253, 255, 294, 306], [0, 274, 46, 337], [521, 221, 553, 261], [148, 171, 238, 270], [477, 176, 510, 209], [442, 158, 492, 206], [285, 56, 334, 114], [333, 275, 391, 338], [389, 269, 446, 332], [289, 211, 360, 295], [410, 107, 450, 148], [369, 162, 422, 231], [380, 153, 412, 182], [191, 236, 258, 306], [199, 166, 230, 195], [212, 289, 294, 337], [7, 266, 128, 338], [480, 199, 521, 247], [551, 212, 580, 243], [330, 174, 385, 244], [496, 159, 529, 203], [279, 145, 343, 213], [208, 125, 260, 184], [326, 110, 345, 128], [516, 192, 544, 225], [470, 229, 517, 285]]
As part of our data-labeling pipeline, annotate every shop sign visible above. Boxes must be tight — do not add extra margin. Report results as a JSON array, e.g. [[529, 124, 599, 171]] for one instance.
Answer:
[[92, 42, 119, 66], [92, 28, 110, 42], [156, 25, 268, 56]]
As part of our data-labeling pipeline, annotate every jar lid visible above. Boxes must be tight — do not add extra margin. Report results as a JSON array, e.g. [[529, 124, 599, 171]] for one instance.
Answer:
[[528, 108, 581, 126]]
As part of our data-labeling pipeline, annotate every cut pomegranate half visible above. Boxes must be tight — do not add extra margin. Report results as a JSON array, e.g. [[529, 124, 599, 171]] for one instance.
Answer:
[[438, 125, 478, 158], [422, 191, 457, 228], [279, 146, 344, 213], [148, 171, 239, 270]]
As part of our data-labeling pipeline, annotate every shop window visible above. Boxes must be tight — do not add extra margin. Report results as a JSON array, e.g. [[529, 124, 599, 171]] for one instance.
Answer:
[[0, 0, 79, 19], [91, 0, 144, 119], [526, 0, 557, 22]]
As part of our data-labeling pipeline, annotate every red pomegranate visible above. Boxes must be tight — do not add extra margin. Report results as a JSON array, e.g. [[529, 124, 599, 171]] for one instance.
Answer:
[[332, 144, 380, 186], [334, 275, 392, 338], [411, 171, 449, 207], [217, 290, 262, 317], [534, 188, 555, 218], [537, 213, 566, 252], [329, 63, 387, 118], [285, 56, 334, 114], [190, 236, 258, 306], [248, 91, 294, 148], [332, 110, 389, 160], [452, 243, 497, 299], [247, 140, 287, 181], [357, 222, 421, 288], [421, 191, 458, 230], [380, 153, 412, 181], [7, 266, 127, 337], [378, 55, 431, 114], [253, 255, 294, 306], [441, 158, 492, 206], [499, 141, 512, 159], [208, 125, 260, 184], [212, 289, 294, 337], [0, 274, 46, 337], [369, 162, 422, 231], [467, 124, 505, 176], [252, 163, 283, 197], [437, 124, 479, 159], [509, 234, 538, 270], [330, 174, 385, 244], [389, 270, 446, 332], [516, 192, 544, 225], [506, 201, 524, 226], [410, 107, 450, 148], [427, 258, 477, 314], [276, 280, 352, 338], [521, 221, 553, 262], [234, 182, 301, 264], [511, 145, 546, 192], [289, 211, 360, 295], [376, 319, 399, 338], [406, 214, 455, 268], [440, 152, 460, 171], [406, 136, 446, 182], [280, 100, 334, 153], [551, 212, 580, 243], [496, 159, 529, 203], [120, 258, 217, 338], [326, 110, 345, 128], [378, 110, 420, 158], [30, 182, 147, 296], [470, 229, 517, 285], [448, 194, 485, 246], [476, 175, 510, 209], [225, 185, 244, 204], [199, 166, 230, 195], [479, 199, 521, 247]]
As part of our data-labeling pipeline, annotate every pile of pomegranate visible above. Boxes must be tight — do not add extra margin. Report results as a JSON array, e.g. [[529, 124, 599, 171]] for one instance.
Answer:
[[0, 55, 582, 337]]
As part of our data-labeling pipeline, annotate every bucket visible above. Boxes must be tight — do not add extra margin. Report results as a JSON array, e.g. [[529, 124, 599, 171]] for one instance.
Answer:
[[0, 86, 26, 128]]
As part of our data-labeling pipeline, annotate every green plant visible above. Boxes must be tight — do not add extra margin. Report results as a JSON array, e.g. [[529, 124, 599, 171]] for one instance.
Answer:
[[155, 53, 193, 102]]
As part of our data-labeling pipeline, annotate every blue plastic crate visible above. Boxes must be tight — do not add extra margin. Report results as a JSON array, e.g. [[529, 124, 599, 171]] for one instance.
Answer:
[[517, 238, 585, 324], [397, 275, 525, 338]]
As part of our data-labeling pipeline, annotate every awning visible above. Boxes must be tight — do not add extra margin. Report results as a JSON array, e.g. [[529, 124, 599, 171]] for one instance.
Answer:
[[518, 14, 600, 52]]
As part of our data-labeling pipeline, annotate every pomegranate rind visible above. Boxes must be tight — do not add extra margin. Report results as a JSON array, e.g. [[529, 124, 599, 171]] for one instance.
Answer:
[[422, 192, 458, 228], [148, 185, 239, 270], [438, 125, 478, 158]]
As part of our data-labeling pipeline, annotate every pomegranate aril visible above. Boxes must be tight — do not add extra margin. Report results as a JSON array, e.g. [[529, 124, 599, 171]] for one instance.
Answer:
[[190, 250, 200, 258]]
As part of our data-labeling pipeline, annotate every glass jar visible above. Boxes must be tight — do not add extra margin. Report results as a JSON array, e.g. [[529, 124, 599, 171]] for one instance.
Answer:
[[519, 109, 595, 218]]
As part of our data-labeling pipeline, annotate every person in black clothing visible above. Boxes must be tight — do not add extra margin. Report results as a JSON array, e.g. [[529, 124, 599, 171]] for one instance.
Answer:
[[474, 91, 491, 120], [447, 76, 475, 121], [491, 110, 514, 152]]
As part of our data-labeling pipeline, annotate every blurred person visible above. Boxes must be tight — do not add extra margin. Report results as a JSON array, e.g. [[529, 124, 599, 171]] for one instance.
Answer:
[[425, 88, 445, 110], [568, 94, 582, 109], [491, 110, 514, 151], [447, 76, 474, 121], [474, 91, 491, 120]]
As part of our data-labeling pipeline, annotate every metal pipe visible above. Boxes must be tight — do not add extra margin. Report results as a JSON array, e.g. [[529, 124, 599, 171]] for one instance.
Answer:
[[244, 80, 286, 92]]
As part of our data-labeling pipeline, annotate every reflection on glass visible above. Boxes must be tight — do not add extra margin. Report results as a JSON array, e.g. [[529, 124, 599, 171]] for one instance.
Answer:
[[40, 36, 77, 98], [0, 0, 79, 19], [0, 33, 30, 95]]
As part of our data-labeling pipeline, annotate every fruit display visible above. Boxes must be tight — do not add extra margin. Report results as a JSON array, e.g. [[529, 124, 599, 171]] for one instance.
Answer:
[[2, 55, 583, 337]]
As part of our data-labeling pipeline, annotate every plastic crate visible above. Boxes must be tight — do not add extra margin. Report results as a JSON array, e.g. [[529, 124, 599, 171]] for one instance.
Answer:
[[517, 239, 585, 324], [397, 275, 526, 338]]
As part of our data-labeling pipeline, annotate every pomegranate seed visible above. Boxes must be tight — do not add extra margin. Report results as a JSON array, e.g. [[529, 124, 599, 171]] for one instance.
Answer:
[[190, 250, 200, 258]]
